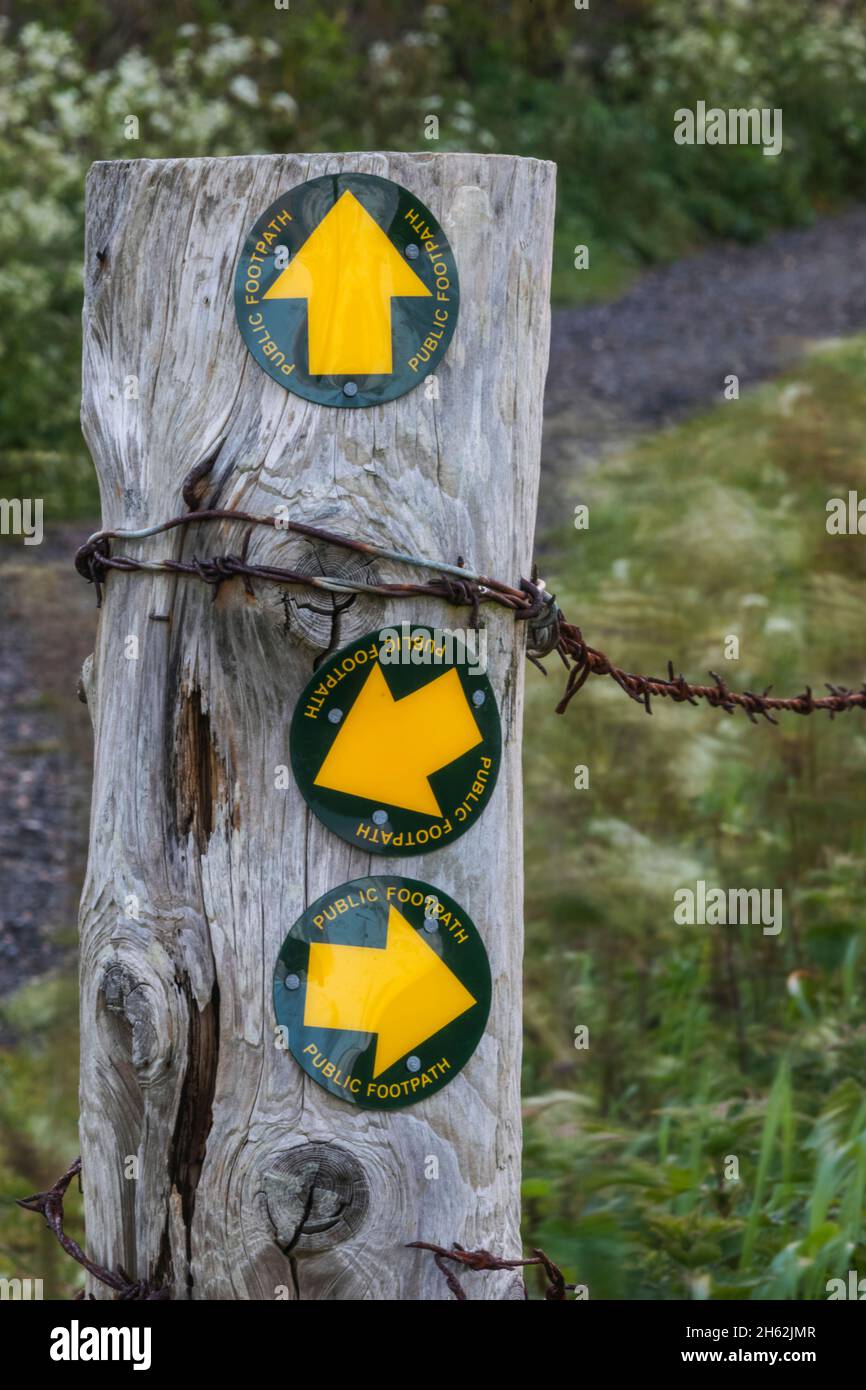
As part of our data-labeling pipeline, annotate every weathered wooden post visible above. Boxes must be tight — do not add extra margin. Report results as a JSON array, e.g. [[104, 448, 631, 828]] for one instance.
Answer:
[[78, 152, 555, 1300]]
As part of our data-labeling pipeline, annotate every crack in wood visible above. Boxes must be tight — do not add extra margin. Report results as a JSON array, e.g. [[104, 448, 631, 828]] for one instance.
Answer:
[[171, 684, 232, 849], [163, 975, 220, 1294]]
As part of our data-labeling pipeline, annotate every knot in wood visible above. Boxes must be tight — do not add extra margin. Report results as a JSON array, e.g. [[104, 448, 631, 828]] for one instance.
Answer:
[[282, 543, 379, 652], [262, 1144, 369, 1253], [99, 963, 158, 1073]]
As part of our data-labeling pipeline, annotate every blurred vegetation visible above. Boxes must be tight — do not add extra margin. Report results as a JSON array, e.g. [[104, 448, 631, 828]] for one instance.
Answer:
[[522, 338, 866, 1298], [0, 978, 83, 1298], [4, 0, 866, 503]]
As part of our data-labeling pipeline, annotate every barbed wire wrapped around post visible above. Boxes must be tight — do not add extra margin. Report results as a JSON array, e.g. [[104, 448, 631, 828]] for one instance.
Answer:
[[74, 509, 866, 724], [17, 1157, 169, 1300]]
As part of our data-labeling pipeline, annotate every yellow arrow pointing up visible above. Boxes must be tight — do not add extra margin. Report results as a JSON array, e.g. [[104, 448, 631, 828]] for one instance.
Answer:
[[304, 904, 476, 1076], [314, 662, 483, 817], [263, 190, 431, 375]]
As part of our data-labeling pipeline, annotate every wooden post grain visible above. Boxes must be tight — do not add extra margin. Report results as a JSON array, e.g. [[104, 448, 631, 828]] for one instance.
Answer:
[[78, 152, 556, 1300]]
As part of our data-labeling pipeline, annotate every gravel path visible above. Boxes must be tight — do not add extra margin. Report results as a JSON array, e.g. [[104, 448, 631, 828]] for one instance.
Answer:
[[0, 528, 95, 1003], [4, 206, 866, 996], [540, 203, 866, 531]]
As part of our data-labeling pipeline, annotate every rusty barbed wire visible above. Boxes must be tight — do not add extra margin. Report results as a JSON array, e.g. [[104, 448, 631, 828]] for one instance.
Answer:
[[17, 1157, 169, 1300], [18, 1156, 569, 1301], [407, 1241, 575, 1300], [74, 508, 866, 723], [552, 628, 866, 723]]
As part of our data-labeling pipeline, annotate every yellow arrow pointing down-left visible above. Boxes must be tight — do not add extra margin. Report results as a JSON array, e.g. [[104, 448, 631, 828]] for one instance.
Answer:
[[314, 662, 483, 817], [304, 905, 476, 1077]]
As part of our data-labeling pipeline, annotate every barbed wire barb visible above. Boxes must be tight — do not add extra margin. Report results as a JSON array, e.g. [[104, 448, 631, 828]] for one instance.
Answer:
[[407, 1240, 575, 1300], [17, 1157, 169, 1300]]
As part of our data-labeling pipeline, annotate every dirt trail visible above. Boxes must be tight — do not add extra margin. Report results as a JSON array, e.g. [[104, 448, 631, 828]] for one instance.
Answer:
[[540, 204, 866, 532], [0, 528, 95, 1000], [4, 206, 866, 995]]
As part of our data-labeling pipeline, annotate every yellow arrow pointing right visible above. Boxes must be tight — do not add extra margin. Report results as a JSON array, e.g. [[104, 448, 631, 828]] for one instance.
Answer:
[[304, 905, 476, 1077]]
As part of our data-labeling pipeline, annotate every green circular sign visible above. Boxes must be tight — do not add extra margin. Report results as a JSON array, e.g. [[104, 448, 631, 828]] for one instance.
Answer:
[[274, 875, 491, 1109], [290, 623, 501, 856], [234, 173, 459, 408]]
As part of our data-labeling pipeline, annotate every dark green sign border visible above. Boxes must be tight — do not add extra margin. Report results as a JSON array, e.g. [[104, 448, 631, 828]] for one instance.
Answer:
[[234, 172, 459, 408], [290, 624, 501, 857], [274, 874, 491, 1110]]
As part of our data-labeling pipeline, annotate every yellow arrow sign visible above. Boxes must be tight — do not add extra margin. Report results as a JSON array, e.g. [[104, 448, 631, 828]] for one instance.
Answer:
[[263, 189, 431, 375], [314, 663, 483, 816], [304, 904, 476, 1076]]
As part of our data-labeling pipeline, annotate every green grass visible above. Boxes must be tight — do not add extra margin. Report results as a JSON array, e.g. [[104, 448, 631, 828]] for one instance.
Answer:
[[0, 976, 84, 1299], [522, 337, 866, 1298], [549, 226, 642, 308]]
